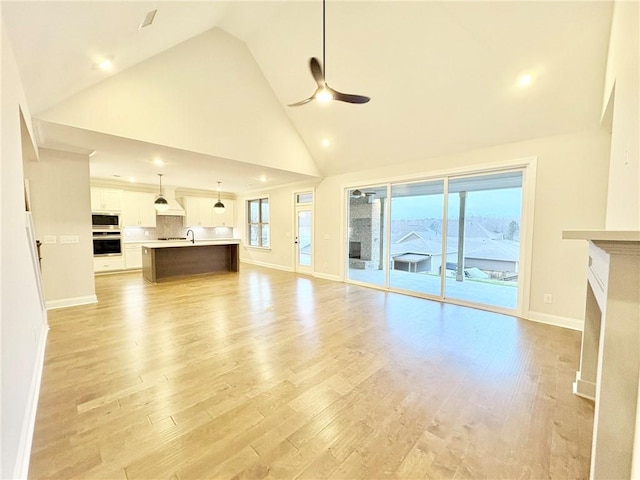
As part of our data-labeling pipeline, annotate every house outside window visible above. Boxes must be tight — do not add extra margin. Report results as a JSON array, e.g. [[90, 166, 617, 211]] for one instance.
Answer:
[[247, 198, 269, 247]]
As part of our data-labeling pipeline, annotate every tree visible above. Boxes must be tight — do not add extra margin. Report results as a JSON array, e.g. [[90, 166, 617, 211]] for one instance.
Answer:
[[507, 220, 519, 240]]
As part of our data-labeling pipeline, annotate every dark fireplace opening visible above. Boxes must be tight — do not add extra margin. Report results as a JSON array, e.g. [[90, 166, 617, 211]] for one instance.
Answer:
[[349, 241, 362, 259]]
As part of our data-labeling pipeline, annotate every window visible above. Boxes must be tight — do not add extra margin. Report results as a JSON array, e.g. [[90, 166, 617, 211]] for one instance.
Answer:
[[296, 192, 313, 204], [247, 198, 269, 247]]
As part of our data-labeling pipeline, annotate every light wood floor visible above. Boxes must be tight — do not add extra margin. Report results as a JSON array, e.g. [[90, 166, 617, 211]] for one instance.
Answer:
[[29, 265, 594, 479]]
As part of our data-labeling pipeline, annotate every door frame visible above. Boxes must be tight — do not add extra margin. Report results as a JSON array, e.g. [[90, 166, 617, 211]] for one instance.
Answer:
[[293, 190, 314, 275], [342, 157, 537, 318]]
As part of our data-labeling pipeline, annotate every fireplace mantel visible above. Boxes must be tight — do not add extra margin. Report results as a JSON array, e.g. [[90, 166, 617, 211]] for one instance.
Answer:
[[563, 229, 640, 479]]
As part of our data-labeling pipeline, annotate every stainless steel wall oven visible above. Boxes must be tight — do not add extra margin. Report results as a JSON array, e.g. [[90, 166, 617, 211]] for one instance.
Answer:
[[93, 231, 122, 256]]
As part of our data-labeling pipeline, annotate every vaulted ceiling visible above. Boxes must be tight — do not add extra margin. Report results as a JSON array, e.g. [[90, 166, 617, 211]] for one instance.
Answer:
[[2, 1, 613, 193]]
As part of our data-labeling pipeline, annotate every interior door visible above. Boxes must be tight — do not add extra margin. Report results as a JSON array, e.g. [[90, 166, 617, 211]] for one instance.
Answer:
[[295, 205, 313, 274]]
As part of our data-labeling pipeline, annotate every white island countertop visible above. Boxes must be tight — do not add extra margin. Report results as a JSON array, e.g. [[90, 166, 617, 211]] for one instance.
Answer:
[[141, 239, 240, 249]]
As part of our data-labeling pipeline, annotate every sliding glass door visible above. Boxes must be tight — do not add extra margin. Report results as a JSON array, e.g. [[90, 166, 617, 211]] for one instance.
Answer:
[[346, 186, 387, 287], [444, 171, 522, 309], [389, 180, 445, 296], [346, 169, 524, 312]]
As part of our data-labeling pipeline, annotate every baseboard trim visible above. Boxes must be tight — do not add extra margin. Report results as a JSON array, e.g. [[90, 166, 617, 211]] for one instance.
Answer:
[[313, 272, 342, 282], [239, 263, 584, 333], [573, 371, 596, 401], [526, 310, 583, 331], [46, 294, 98, 310], [13, 322, 49, 479], [240, 259, 294, 273]]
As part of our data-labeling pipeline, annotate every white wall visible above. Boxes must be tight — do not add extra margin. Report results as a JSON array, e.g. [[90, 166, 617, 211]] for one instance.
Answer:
[[603, 1, 640, 230], [37, 28, 320, 179], [238, 187, 315, 271], [239, 129, 610, 327], [1, 24, 49, 479], [25, 148, 96, 307]]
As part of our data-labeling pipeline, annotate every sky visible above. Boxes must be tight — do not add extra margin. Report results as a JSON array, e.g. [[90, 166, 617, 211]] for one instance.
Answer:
[[391, 188, 523, 219]]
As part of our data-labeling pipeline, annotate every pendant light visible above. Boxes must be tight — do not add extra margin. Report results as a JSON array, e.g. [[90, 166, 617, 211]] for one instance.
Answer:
[[213, 181, 225, 214], [154, 173, 169, 212]]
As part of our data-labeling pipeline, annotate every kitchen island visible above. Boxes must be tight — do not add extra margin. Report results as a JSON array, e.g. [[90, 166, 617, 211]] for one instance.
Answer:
[[141, 239, 240, 283]]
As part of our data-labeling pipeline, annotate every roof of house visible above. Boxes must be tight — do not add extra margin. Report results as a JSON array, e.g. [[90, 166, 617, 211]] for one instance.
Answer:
[[390, 227, 519, 262]]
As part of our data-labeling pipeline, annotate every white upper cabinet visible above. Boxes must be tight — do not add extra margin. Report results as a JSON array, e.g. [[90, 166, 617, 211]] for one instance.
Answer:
[[182, 196, 214, 227], [91, 188, 122, 212], [122, 191, 157, 227], [212, 199, 235, 227], [183, 197, 235, 228]]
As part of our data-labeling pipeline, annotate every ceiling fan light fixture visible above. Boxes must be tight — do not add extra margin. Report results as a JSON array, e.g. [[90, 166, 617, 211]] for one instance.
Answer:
[[315, 88, 334, 103], [289, 0, 369, 106]]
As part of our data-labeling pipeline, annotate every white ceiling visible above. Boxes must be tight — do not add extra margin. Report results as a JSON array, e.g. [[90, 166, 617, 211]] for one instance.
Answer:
[[2, 1, 613, 194]]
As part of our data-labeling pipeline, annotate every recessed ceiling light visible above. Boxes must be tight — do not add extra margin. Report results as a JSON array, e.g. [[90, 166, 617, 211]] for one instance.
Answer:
[[97, 59, 113, 71], [153, 159, 164, 166], [321, 138, 331, 148], [259, 175, 268, 183], [129, 177, 136, 183], [88, 150, 96, 157], [518, 73, 534, 87]]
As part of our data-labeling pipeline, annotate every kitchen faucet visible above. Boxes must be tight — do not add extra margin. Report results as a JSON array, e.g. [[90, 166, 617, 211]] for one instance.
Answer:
[[186, 229, 195, 244]]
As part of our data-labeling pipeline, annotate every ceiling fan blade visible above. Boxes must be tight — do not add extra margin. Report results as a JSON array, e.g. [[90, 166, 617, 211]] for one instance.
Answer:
[[309, 57, 325, 86], [328, 86, 370, 104], [288, 96, 315, 107]]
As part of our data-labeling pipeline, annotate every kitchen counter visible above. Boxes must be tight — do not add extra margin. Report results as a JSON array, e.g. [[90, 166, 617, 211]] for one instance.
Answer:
[[141, 239, 240, 282], [125, 238, 239, 245], [141, 239, 240, 248]]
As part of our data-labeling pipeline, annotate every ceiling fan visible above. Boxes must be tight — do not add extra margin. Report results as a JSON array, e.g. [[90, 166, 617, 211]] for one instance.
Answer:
[[289, 0, 370, 106], [351, 189, 376, 198]]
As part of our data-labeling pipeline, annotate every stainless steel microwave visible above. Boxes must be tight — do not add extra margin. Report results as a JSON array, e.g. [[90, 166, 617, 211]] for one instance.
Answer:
[[92, 213, 120, 230]]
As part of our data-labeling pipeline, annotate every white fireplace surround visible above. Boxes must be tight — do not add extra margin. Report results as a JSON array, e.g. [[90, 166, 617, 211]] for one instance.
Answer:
[[563, 230, 640, 480]]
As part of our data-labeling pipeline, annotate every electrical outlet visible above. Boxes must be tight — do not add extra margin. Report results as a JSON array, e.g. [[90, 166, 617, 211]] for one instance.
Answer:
[[543, 294, 553, 304], [144, 231, 149, 236]]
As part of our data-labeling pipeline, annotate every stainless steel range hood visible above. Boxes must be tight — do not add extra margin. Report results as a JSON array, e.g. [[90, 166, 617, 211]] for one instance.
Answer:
[[156, 187, 185, 216]]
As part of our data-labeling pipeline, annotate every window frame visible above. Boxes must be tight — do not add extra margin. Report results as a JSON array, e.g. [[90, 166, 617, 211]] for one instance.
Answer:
[[247, 197, 270, 249]]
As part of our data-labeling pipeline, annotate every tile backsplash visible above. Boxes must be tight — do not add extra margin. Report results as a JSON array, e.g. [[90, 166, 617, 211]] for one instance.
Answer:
[[123, 215, 235, 241], [156, 215, 185, 238]]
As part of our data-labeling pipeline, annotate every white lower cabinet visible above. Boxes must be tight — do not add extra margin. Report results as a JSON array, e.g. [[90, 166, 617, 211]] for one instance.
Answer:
[[94, 256, 125, 272], [124, 244, 143, 269]]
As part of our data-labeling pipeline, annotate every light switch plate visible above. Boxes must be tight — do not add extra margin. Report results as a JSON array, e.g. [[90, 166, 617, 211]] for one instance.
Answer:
[[43, 235, 56, 244], [60, 235, 79, 244]]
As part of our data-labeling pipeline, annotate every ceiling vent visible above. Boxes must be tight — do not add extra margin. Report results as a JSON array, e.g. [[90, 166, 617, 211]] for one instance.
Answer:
[[138, 9, 157, 30]]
